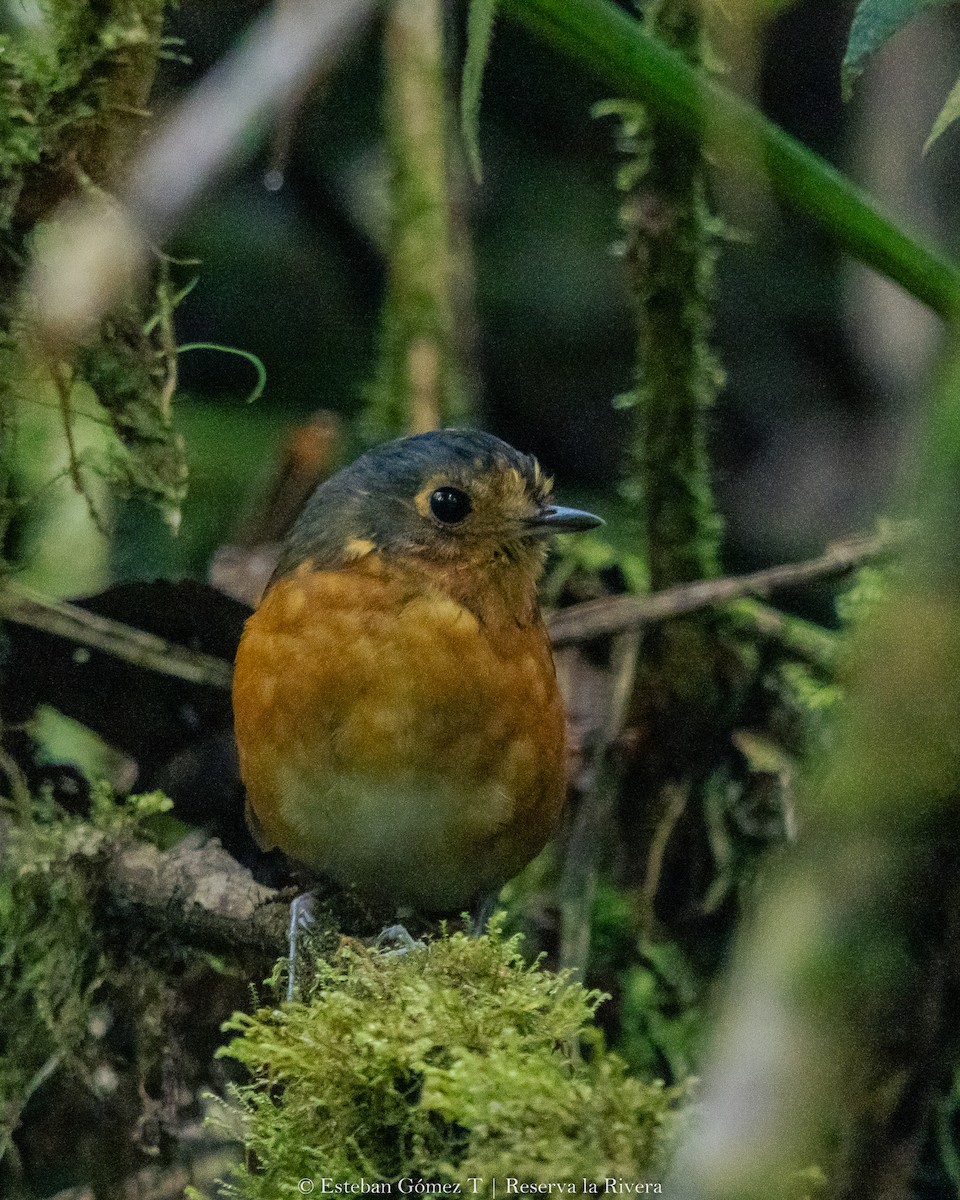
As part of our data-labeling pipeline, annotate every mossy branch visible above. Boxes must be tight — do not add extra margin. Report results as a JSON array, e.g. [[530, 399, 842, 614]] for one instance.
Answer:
[[0, 815, 293, 961]]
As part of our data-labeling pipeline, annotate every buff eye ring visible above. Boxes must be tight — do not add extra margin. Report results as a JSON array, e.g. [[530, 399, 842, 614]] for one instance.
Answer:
[[429, 487, 472, 524]]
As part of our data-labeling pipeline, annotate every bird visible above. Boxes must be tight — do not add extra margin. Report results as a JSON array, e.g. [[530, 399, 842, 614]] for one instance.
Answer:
[[232, 429, 602, 936]]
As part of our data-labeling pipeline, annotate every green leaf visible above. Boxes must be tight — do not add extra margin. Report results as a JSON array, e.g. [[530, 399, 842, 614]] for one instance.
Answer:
[[925, 71, 960, 152], [500, 0, 960, 321], [460, 0, 498, 183], [842, 0, 954, 98]]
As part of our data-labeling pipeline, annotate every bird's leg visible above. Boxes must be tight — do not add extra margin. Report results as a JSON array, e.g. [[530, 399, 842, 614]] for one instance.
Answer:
[[287, 891, 316, 1001], [470, 892, 499, 937]]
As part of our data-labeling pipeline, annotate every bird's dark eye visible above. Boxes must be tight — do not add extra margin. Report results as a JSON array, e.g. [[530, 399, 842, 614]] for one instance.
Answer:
[[429, 486, 472, 525]]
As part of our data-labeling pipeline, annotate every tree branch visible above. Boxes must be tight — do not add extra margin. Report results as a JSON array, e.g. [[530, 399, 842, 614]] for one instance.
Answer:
[[547, 530, 897, 646], [0, 813, 291, 958], [104, 835, 291, 957], [0, 579, 233, 689]]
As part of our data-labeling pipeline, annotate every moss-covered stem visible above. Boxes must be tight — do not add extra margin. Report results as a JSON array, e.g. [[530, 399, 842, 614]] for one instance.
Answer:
[[621, 0, 720, 590], [1, 1, 186, 530], [372, 0, 467, 440], [603, 0, 726, 932], [500, 0, 960, 322]]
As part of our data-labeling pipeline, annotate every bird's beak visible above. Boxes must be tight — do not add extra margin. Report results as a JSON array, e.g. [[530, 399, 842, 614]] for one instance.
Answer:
[[525, 504, 604, 538]]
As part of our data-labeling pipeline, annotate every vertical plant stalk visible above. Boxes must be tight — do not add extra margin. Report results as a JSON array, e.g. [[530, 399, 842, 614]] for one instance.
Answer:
[[559, 630, 643, 976], [601, 0, 726, 941], [374, 0, 468, 439], [622, 0, 721, 590]]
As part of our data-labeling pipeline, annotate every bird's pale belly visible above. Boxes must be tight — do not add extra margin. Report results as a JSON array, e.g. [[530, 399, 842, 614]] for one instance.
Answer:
[[232, 564, 567, 910]]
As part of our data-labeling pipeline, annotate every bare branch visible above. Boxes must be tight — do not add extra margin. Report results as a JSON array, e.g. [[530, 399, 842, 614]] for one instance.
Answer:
[[547, 530, 898, 647], [0, 811, 291, 958], [104, 835, 290, 957], [0, 580, 233, 690]]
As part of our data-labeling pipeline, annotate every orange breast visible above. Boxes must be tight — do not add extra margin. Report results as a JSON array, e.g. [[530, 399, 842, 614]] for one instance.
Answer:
[[232, 558, 567, 909]]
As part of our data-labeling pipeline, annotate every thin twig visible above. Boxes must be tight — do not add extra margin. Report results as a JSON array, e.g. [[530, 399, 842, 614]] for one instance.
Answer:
[[547, 531, 898, 647], [0, 580, 233, 690], [154, 261, 179, 421]]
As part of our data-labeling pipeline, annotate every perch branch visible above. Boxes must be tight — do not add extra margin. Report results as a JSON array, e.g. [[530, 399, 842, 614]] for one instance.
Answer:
[[103, 835, 290, 956], [0, 814, 289, 959]]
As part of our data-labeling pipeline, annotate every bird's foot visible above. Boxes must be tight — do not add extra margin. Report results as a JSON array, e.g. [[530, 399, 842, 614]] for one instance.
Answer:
[[375, 923, 425, 956], [469, 892, 499, 937], [287, 891, 316, 1000]]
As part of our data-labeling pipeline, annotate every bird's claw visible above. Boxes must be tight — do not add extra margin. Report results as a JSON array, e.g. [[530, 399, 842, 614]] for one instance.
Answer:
[[375, 924, 425, 956]]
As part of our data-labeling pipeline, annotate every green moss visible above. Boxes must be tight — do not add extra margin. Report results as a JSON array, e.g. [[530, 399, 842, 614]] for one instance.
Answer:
[[210, 924, 683, 1194], [0, 806, 103, 1157], [0, 0, 165, 229], [600, 4, 723, 592], [835, 564, 891, 629], [773, 662, 844, 755]]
